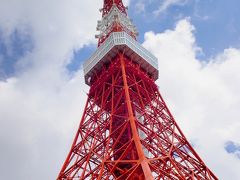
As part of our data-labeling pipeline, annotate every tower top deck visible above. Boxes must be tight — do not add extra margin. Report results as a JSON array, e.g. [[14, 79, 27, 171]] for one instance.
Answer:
[[83, 0, 159, 85]]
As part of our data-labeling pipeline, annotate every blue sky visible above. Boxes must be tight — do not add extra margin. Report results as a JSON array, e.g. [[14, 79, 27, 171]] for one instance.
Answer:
[[1, 0, 240, 76], [65, 0, 240, 73], [130, 0, 240, 58], [225, 141, 240, 159], [0, 29, 33, 78], [0, 0, 240, 179]]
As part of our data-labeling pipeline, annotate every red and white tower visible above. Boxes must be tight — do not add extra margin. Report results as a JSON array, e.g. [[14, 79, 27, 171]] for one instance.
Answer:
[[57, 0, 218, 179]]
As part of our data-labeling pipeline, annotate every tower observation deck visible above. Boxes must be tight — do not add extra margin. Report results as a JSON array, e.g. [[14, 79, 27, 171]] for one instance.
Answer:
[[57, 0, 218, 179], [83, 4, 158, 86]]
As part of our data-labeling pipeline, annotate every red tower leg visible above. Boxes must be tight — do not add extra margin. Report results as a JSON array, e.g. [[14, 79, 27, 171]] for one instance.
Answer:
[[57, 54, 218, 179]]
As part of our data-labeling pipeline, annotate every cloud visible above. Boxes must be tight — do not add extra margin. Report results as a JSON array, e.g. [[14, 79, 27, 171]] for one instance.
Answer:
[[0, 73, 89, 179], [143, 18, 240, 179], [154, 0, 188, 16], [0, 0, 102, 73], [0, 0, 134, 179], [0, 0, 101, 179]]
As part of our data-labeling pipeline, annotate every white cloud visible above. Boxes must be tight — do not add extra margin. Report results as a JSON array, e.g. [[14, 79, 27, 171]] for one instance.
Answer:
[[0, 0, 102, 71], [154, 0, 188, 16], [0, 73, 89, 179], [0, 0, 99, 179], [0, 0, 134, 179], [143, 18, 240, 179]]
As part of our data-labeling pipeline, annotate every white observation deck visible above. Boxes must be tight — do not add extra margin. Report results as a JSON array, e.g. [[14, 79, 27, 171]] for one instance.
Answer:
[[83, 32, 159, 85]]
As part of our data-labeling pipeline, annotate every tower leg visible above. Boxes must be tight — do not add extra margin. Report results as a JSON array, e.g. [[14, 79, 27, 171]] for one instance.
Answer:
[[120, 54, 154, 180], [57, 53, 218, 180]]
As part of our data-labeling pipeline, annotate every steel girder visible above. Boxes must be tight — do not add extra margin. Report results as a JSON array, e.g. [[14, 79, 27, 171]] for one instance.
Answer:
[[57, 53, 218, 180]]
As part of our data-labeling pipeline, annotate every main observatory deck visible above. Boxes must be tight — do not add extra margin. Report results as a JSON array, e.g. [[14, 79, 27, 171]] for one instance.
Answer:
[[83, 32, 159, 85]]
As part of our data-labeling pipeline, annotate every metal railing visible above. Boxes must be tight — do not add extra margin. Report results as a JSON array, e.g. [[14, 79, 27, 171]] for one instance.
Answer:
[[83, 32, 158, 81]]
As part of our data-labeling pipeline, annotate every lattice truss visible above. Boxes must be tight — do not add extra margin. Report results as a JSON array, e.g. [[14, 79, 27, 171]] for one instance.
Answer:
[[102, 0, 127, 16], [58, 54, 217, 180]]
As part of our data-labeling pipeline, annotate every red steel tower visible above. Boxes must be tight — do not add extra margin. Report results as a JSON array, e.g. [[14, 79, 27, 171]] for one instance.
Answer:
[[57, 0, 218, 179]]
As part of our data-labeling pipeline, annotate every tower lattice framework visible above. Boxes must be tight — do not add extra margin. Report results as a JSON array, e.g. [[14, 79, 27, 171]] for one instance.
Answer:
[[57, 0, 218, 179]]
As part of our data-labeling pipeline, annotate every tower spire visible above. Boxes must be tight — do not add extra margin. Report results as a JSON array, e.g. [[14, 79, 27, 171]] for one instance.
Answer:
[[102, 0, 127, 16], [96, 0, 138, 46]]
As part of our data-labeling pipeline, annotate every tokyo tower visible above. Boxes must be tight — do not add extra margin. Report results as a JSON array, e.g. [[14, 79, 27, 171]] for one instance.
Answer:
[[57, 0, 218, 179]]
